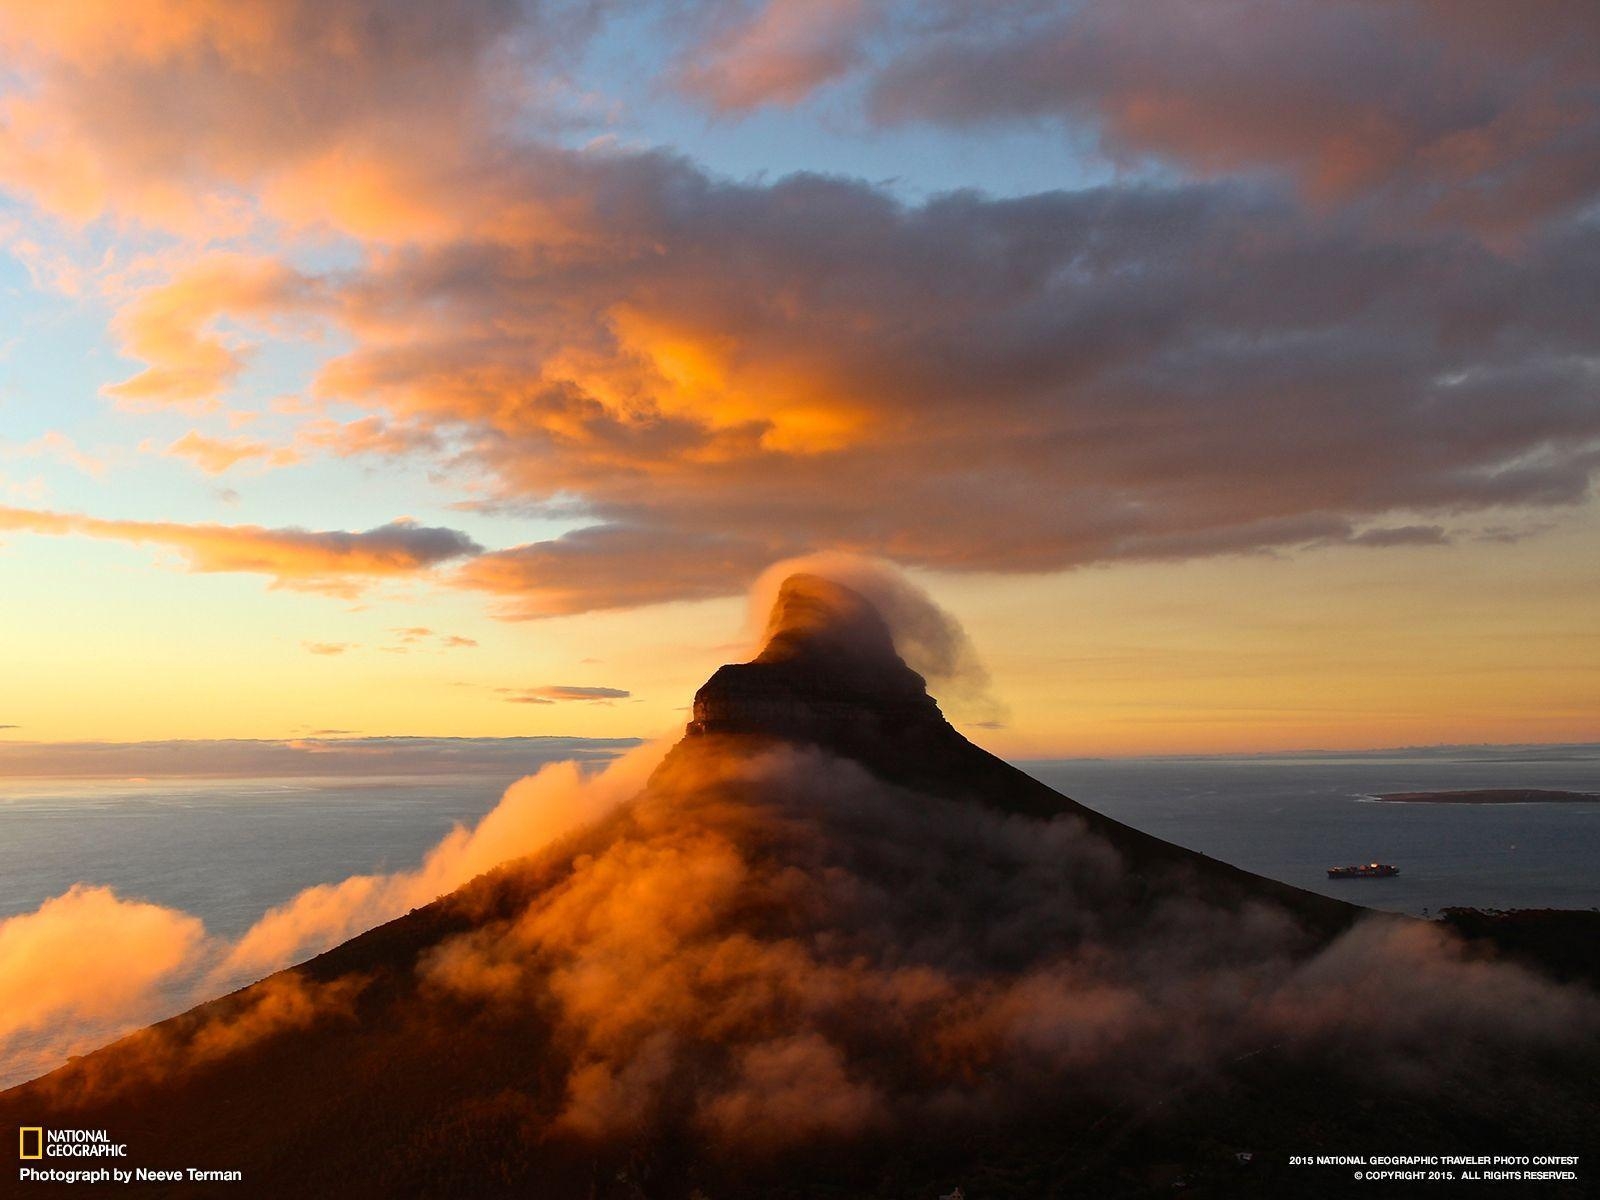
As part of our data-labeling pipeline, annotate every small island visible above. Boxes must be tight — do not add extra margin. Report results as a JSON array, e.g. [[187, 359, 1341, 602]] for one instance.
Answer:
[[1373, 788, 1600, 804]]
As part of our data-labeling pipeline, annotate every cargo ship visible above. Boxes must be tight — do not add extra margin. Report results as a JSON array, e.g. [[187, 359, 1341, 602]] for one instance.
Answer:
[[1327, 862, 1399, 879]]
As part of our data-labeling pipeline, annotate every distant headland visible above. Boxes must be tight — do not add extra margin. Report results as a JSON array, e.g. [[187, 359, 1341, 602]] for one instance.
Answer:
[[1373, 788, 1600, 804]]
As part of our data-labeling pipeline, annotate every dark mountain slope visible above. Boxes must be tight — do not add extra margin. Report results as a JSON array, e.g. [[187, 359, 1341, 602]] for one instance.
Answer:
[[4, 575, 1595, 1199], [690, 575, 1359, 938]]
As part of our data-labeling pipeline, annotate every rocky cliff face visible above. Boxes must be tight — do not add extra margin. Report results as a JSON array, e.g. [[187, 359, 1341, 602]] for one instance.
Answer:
[[686, 572, 1360, 931], [688, 574, 944, 742]]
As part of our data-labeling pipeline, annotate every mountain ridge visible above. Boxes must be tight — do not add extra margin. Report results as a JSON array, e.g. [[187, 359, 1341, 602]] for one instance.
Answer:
[[4, 574, 1595, 1198]]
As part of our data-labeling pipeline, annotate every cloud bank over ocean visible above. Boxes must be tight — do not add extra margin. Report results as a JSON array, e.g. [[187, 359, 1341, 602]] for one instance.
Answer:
[[0, 735, 637, 779], [0, 741, 665, 1088]]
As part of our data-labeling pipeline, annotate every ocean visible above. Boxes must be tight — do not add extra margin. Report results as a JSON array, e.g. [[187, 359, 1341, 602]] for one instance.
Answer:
[[1027, 749, 1600, 915], [0, 774, 516, 935], [3, 747, 1598, 938]]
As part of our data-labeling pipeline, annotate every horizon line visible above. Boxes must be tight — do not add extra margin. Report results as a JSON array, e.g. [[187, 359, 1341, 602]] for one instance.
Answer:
[[0, 731, 1595, 780]]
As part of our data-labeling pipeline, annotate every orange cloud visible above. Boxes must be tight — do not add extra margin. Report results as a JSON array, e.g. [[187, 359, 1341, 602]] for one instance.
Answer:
[[0, 0, 1594, 247], [297, 153, 1599, 617], [457, 527, 784, 618], [0, 0, 1596, 627], [385, 627, 478, 652], [417, 733, 1597, 1152], [2, 740, 660, 1086], [3, 431, 109, 478], [31, 971, 369, 1104], [0, 504, 481, 595], [0, 0, 534, 234], [303, 641, 352, 655], [673, 0, 876, 111], [501, 685, 631, 704], [14, 134, 1600, 624], [221, 740, 665, 977], [0, 885, 207, 1083], [104, 255, 317, 410], [295, 415, 441, 459], [697, 1033, 885, 1146], [168, 430, 300, 474]]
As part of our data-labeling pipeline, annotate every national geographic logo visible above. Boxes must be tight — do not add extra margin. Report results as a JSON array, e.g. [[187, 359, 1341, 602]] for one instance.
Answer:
[[15, 1127, 127, 1158]]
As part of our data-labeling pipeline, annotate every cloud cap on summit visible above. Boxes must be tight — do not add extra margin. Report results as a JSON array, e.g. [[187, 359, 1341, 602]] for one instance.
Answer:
[[756, 574, 918, 680]]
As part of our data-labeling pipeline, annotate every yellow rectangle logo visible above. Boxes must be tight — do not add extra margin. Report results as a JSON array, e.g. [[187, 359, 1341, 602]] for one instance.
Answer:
[[19, 1127, 43, 1159]]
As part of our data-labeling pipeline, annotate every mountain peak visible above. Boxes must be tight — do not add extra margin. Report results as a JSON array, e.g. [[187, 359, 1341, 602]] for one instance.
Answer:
[[682, 573, 1361, 929], [753, 573, 902, 671], [688, 572, 940, 744]]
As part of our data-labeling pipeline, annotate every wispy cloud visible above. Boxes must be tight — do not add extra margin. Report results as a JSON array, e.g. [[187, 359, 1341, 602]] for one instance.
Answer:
[[387, 627, 479, 652], [302, 642, 353, 656], [104, 255, 320, 410], [1348, 524, 1451, 549], [0, 505, 481, 596], [0, 735, 639, 779], [2, 432, 109, 479], [459, 527, 783, 618], [500, 686, 633, 705], [166, 430, 299, 475]]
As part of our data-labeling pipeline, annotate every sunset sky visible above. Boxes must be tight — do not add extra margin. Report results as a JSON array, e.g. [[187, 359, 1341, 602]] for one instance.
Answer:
[[2, 0, 1598, 757]]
